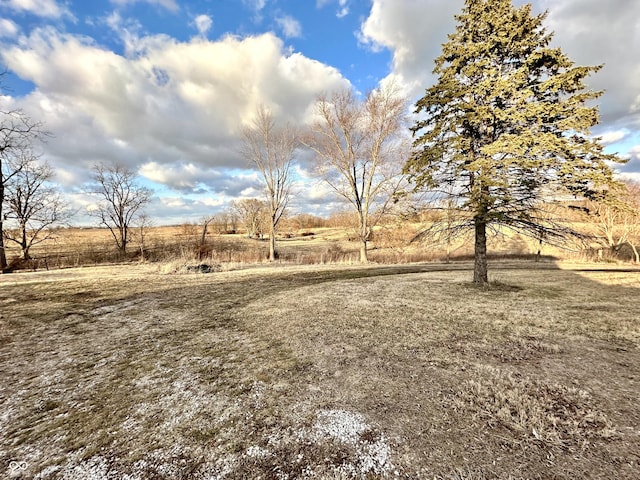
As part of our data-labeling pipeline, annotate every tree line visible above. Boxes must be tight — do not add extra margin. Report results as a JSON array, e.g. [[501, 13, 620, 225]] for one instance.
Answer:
[[1, 0, 638, 283]]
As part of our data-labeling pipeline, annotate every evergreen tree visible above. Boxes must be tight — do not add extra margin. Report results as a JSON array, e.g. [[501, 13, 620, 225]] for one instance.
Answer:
[[405, 0, 623, 284]]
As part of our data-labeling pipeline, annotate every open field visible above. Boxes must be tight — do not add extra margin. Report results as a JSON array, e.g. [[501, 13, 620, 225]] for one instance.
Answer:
[[1, 261, 639, 478], [3, 220, 605, 273]]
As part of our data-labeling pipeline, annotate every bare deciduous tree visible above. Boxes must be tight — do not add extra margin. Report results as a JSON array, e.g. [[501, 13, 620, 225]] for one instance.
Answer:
[[89, 163, 152, 256], [231, 198, 267, 239], [3, 152, 69, 261], [240, 106, 297, 261], [304, 84, 409, 262], [199, 215, 215, 246], [586, 180, 640, 263], [134, 213, 153, 261], [1, 84, 45, 270]]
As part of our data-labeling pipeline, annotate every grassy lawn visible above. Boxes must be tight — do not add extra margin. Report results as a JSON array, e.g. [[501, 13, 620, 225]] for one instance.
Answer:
[[0, 262, 639, 479]]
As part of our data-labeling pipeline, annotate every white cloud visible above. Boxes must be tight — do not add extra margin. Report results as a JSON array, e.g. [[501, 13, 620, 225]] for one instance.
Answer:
[[275, 15, 302, 39], [192, 14, 213, 38], [599, 130, 629, 146], [538, 0, 640, 129], [316, 0, 350, 18], [1, 29, 350, 201], [243, 0, 267, 22], [360, 0, 640, 131], [337, 0, 349, 18], [359, 0, 461, 97], [140, 162, 227, 193], [0, 18, 19, 38], [243, 0, 266, 11], [110, 0, 179, 12], [0, 0, 71, 19]]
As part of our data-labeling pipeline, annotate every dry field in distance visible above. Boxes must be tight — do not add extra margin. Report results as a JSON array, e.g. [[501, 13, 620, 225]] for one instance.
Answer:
[[2, 220, 600, 272], [1, 260, 639, 479]]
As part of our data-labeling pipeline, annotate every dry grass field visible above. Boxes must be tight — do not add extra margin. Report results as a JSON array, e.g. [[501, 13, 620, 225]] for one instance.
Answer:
[[3, 221, 593, 273], [1, 260, 639, 479]]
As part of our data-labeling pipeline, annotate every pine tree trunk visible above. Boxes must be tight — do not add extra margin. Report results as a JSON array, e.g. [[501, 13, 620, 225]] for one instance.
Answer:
[[474, 216, 488, 285]]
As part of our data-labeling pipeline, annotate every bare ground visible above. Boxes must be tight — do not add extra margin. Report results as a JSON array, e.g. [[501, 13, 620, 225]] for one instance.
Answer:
[[0, 261, 639, 479]]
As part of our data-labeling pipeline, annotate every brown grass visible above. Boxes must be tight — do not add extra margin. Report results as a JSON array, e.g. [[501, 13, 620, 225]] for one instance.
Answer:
[[5, 220, 620, 273], [0, 262, 639, 478]]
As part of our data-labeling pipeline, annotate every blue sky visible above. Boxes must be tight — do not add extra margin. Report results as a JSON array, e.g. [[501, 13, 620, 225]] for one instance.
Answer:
[[1, 0, 639, 224]]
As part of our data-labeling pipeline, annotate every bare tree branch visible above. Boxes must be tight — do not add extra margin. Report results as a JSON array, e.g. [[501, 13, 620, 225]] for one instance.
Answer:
[[3, 151, 71, 262], [240, 106, 297, 261], [303, 83, 409, 262], [88, 163, 152, 256]]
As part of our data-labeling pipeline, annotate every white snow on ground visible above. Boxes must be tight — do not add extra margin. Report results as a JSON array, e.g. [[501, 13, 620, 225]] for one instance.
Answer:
[[27, 407, 396, 479], [244, 408, 397, 479], [311, 409, 395, 477], [313, 409, 369, 444]]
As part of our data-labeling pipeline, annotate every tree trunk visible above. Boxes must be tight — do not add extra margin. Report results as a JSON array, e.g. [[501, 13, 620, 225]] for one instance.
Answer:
[[0, 178, 6, 271], [535, 228, 544, 262], [360, 239, 368, 263], [358, 215, 369, 263], [200, 222, 208, 246], [20, 224, 30, 260], [473, 216, 488, 285], [120, 225, 128, 257], [269, 221, 277, 261], [0, 219, 6, 272], [631, 243, 640, 264]]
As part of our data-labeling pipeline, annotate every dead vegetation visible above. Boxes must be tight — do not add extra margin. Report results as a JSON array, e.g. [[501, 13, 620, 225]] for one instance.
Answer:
[[0, 262, 639, 479]]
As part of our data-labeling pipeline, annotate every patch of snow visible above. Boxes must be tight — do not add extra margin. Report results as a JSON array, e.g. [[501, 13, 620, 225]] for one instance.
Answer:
[[245, 445, 270, 458], [313, 409, 368, 444], [312, 409, 395, 477]]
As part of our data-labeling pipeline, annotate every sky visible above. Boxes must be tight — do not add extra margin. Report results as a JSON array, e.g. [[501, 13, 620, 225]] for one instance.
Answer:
[[1, 0, 639, 225]]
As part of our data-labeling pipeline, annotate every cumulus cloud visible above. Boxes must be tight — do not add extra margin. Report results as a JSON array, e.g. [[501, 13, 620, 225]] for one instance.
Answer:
[[0, 18, 19, 38], [138, 161, 262, 197], [1, 28, 349, 199], [110, 0, 179, 13], [192, 14, 213, 38], [275, 15, 302, 39], [539, 0, 640, 129], [0, 0, 71, 19], [359, 0, 460, 96], [140, 162, 221, 192], [359, 0, 640, 133]]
